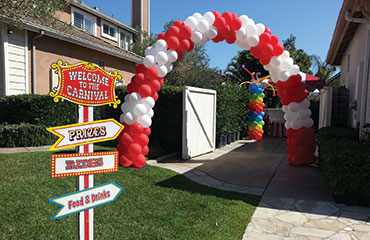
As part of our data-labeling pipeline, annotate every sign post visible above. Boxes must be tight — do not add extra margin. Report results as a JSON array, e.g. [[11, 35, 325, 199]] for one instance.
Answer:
[[48, 61, 122, 240]]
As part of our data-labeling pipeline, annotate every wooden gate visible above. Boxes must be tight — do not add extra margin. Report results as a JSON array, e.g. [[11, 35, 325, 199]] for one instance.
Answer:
[[182, 86, 216, 159]]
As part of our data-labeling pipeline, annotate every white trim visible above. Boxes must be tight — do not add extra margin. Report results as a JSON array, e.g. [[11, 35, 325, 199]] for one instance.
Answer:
[[2, 27, 9, 96], [118, 28, 133, 50], [140, 0, 143, 31], [24, 30, 29, 94], [71, 6, 97, 36], [101, 19, 118, 42]]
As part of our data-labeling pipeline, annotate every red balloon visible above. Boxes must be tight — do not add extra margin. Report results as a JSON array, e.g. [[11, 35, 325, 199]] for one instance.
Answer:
[[213, 17, 226, 29], [263, 44, 274, 56], [220, 25, 232, 38], [152, 92, 159, 101], [138, 84, 152, 98], [173, 20, 183, 27], [143, 127, 151, 136], [212, 33, 223, 43], [126, 83, 137, 93], [135, 64, 146, 74], [264, 27, 272, 34], [130, 123, 144, 136], [157, 32, 166, 40], [142, 145, 149, 155], [175, 49, 183, 60], [226, 34, 236, 44], [167, 36, 180, 50], [136, 133, 149, 147], [119, 132, 134, 144], [273, 43, 284, 56], [158, 77, 164, 86], [250, 46, 262, 58], [135, 73, 146, 85], [259, 32, 271, 45], [130, 76, 136, 85], [271, 35, 279, 45], [133, 154, 146, 168], [259, 55, 272, 65], [145, 67, 158, 81], [119, 155, 132, 167], [212, 10, 221, 18], [179, 38, 191, 51], [221, 11, 233, 24], [149, 79, 161, 92], [180, 26, 192, 39], [128, 143, 142, 157], [188, 40, 195, 51], [167, 26, 180, 37], [230, 19, 242, 31], [231, 12, 238, 20]]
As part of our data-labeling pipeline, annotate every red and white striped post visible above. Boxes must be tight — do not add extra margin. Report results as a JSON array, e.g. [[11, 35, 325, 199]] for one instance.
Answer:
[[77, 105, 94, 240]]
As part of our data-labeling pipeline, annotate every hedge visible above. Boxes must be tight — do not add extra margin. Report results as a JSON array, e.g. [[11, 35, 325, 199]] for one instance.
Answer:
[[318, 127, 370, 207], [0, 123, 57, 147]]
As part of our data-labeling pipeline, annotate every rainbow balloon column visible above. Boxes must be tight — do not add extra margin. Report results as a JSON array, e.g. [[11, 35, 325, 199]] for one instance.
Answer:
[[247, 83, 265, 140]]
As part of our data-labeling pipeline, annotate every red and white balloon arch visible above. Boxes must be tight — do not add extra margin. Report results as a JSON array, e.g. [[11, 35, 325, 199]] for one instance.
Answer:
[[117, 11, 315, 169]]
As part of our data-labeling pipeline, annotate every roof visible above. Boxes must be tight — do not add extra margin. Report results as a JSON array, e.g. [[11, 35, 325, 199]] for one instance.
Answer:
[[326, 0, 370, 65], [0, 15, 143, 64], [71, 0, 137, 34]]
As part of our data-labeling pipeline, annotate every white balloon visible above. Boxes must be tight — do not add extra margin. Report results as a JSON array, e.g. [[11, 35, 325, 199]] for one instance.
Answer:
[[124, 94, 130, 103], [133, 104, 148, 116], [185, 16, 198, 30], [143, 55, 156, 68], [289, 64, 300, 75], [270, 56, 282, 68], [154, 40, 167, 51], [203, 11, 215, 25], [167, 50, 178, 62], [281, 50, 290, 59], [121, 102, 133, 113], [123, 112, 136, 125], [255, 23, 265, 35], [155, 51, 168, 65], [263, 64, 271, 71], [284, 112, 295, 121], [301, 99, 311, 109], [165, 62, 173, 73], [303, 118, 314, 128], [239, 15, 249, 26], [245, 24, 257, 36], [197, 19, 209, 32], [297, 109, 311, 119], [246, 35, 259, 47], [278, 71, 290, 82], [206, 26, 217, 39], [246, 18, 255, 26], [137, 114, 152, 128], [190, 31, 203, 43], [142, 97, 155, 108], [147, 109, 154, 118], [288, 102, 300, 112], [198, 35, 210, 45], [282, 105, 289, 112], [145, 46, 157, 56], [128, 92, 141, 104], [192, 12, 203, 20], [157, 64, 168, 77], [291, 119, 302, 130], [284, 121, 291, 129], [236, 28, 247, 40], [119, 113, 125, 123], [281, 58, 294, 71]]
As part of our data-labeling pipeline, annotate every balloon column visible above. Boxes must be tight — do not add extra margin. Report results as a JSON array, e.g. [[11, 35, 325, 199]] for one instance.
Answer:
[[247, 83, 265, 140], [117, 11, 315, 168]]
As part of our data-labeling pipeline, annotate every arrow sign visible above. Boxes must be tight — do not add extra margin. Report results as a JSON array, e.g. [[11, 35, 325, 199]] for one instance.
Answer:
[[47, 118, 124, 151], [49, 182, 123, 220]]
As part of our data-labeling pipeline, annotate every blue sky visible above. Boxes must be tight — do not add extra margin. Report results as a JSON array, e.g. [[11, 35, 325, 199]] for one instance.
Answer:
[[85, 0, 343, 71]]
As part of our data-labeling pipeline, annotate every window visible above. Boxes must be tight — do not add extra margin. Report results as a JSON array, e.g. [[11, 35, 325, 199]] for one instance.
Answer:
[[119, 30, 133, 50], [71, 7, 96, 35], [101, 21, 118, 41]]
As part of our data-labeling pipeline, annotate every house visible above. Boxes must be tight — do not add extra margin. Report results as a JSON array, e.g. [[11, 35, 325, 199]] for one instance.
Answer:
[[326, 0, 370, 136], [0, 0, 150, 97]]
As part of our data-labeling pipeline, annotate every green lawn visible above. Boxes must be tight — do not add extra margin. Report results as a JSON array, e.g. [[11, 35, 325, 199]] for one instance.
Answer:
[[0, 148, 260, 240]]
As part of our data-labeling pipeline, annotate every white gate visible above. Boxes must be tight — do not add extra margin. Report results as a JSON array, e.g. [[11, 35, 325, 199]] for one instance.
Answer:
[[182, 86, 216, 159]]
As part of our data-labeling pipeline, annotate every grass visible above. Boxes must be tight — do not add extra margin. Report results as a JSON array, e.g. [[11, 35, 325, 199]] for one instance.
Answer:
[[0, 147, 260, 240]]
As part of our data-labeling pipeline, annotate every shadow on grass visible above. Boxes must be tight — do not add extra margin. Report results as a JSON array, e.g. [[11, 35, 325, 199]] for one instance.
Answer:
[[156, 174, 261, 206]]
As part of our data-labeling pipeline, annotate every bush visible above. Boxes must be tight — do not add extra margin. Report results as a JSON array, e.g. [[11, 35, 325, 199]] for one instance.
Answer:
[[0, 123, 57, 147], [318, 127, 370, 207], [0, 94, 101, 126]]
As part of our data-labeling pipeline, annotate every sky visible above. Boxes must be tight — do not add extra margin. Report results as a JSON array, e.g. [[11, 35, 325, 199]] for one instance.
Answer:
[[84, 0, 343, 71]]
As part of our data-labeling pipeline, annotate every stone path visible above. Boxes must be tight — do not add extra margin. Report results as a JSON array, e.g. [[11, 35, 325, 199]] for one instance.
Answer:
[[148, 138, 370, 240]]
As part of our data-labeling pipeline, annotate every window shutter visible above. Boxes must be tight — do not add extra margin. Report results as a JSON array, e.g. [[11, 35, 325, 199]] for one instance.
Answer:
[[74, 12, 83, 29], [84, 17, 93, 34]]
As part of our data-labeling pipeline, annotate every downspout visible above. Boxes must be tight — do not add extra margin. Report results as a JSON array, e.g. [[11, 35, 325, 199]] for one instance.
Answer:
[[31, 30, 44, 94], [344, 10, 370, 141]]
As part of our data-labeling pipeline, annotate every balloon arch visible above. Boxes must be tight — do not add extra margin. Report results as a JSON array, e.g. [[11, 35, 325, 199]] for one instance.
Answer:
[[117, 11, 315, 169]]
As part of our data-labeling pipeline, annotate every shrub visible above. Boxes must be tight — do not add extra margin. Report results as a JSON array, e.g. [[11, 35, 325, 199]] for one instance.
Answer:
[[0, 123, 57, 147], [318, 127, 370, 207]]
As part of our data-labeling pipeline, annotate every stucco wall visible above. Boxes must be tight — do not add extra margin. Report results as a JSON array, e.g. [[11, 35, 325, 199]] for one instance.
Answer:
[[33, 35, 135, 95], [340, 23, 367, 128]]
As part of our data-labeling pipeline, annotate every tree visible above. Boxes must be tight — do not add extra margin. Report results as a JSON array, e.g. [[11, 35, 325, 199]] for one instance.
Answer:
[[129, 27, 156, 57], [283, 34, 313, 74], [0, 0, 69, 29], [311, 55, 337, 80]]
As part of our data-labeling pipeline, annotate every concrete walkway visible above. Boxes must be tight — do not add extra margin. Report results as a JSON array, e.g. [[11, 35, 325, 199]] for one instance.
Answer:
[[149, 137, 370, 240]]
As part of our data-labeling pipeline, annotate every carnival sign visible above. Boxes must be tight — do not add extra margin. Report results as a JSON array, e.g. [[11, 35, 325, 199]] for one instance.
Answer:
[[50, 60, 121, 107], [49, 182, 123, 220], [47, 119, 124, 151], [51, 151, 119, 178]]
